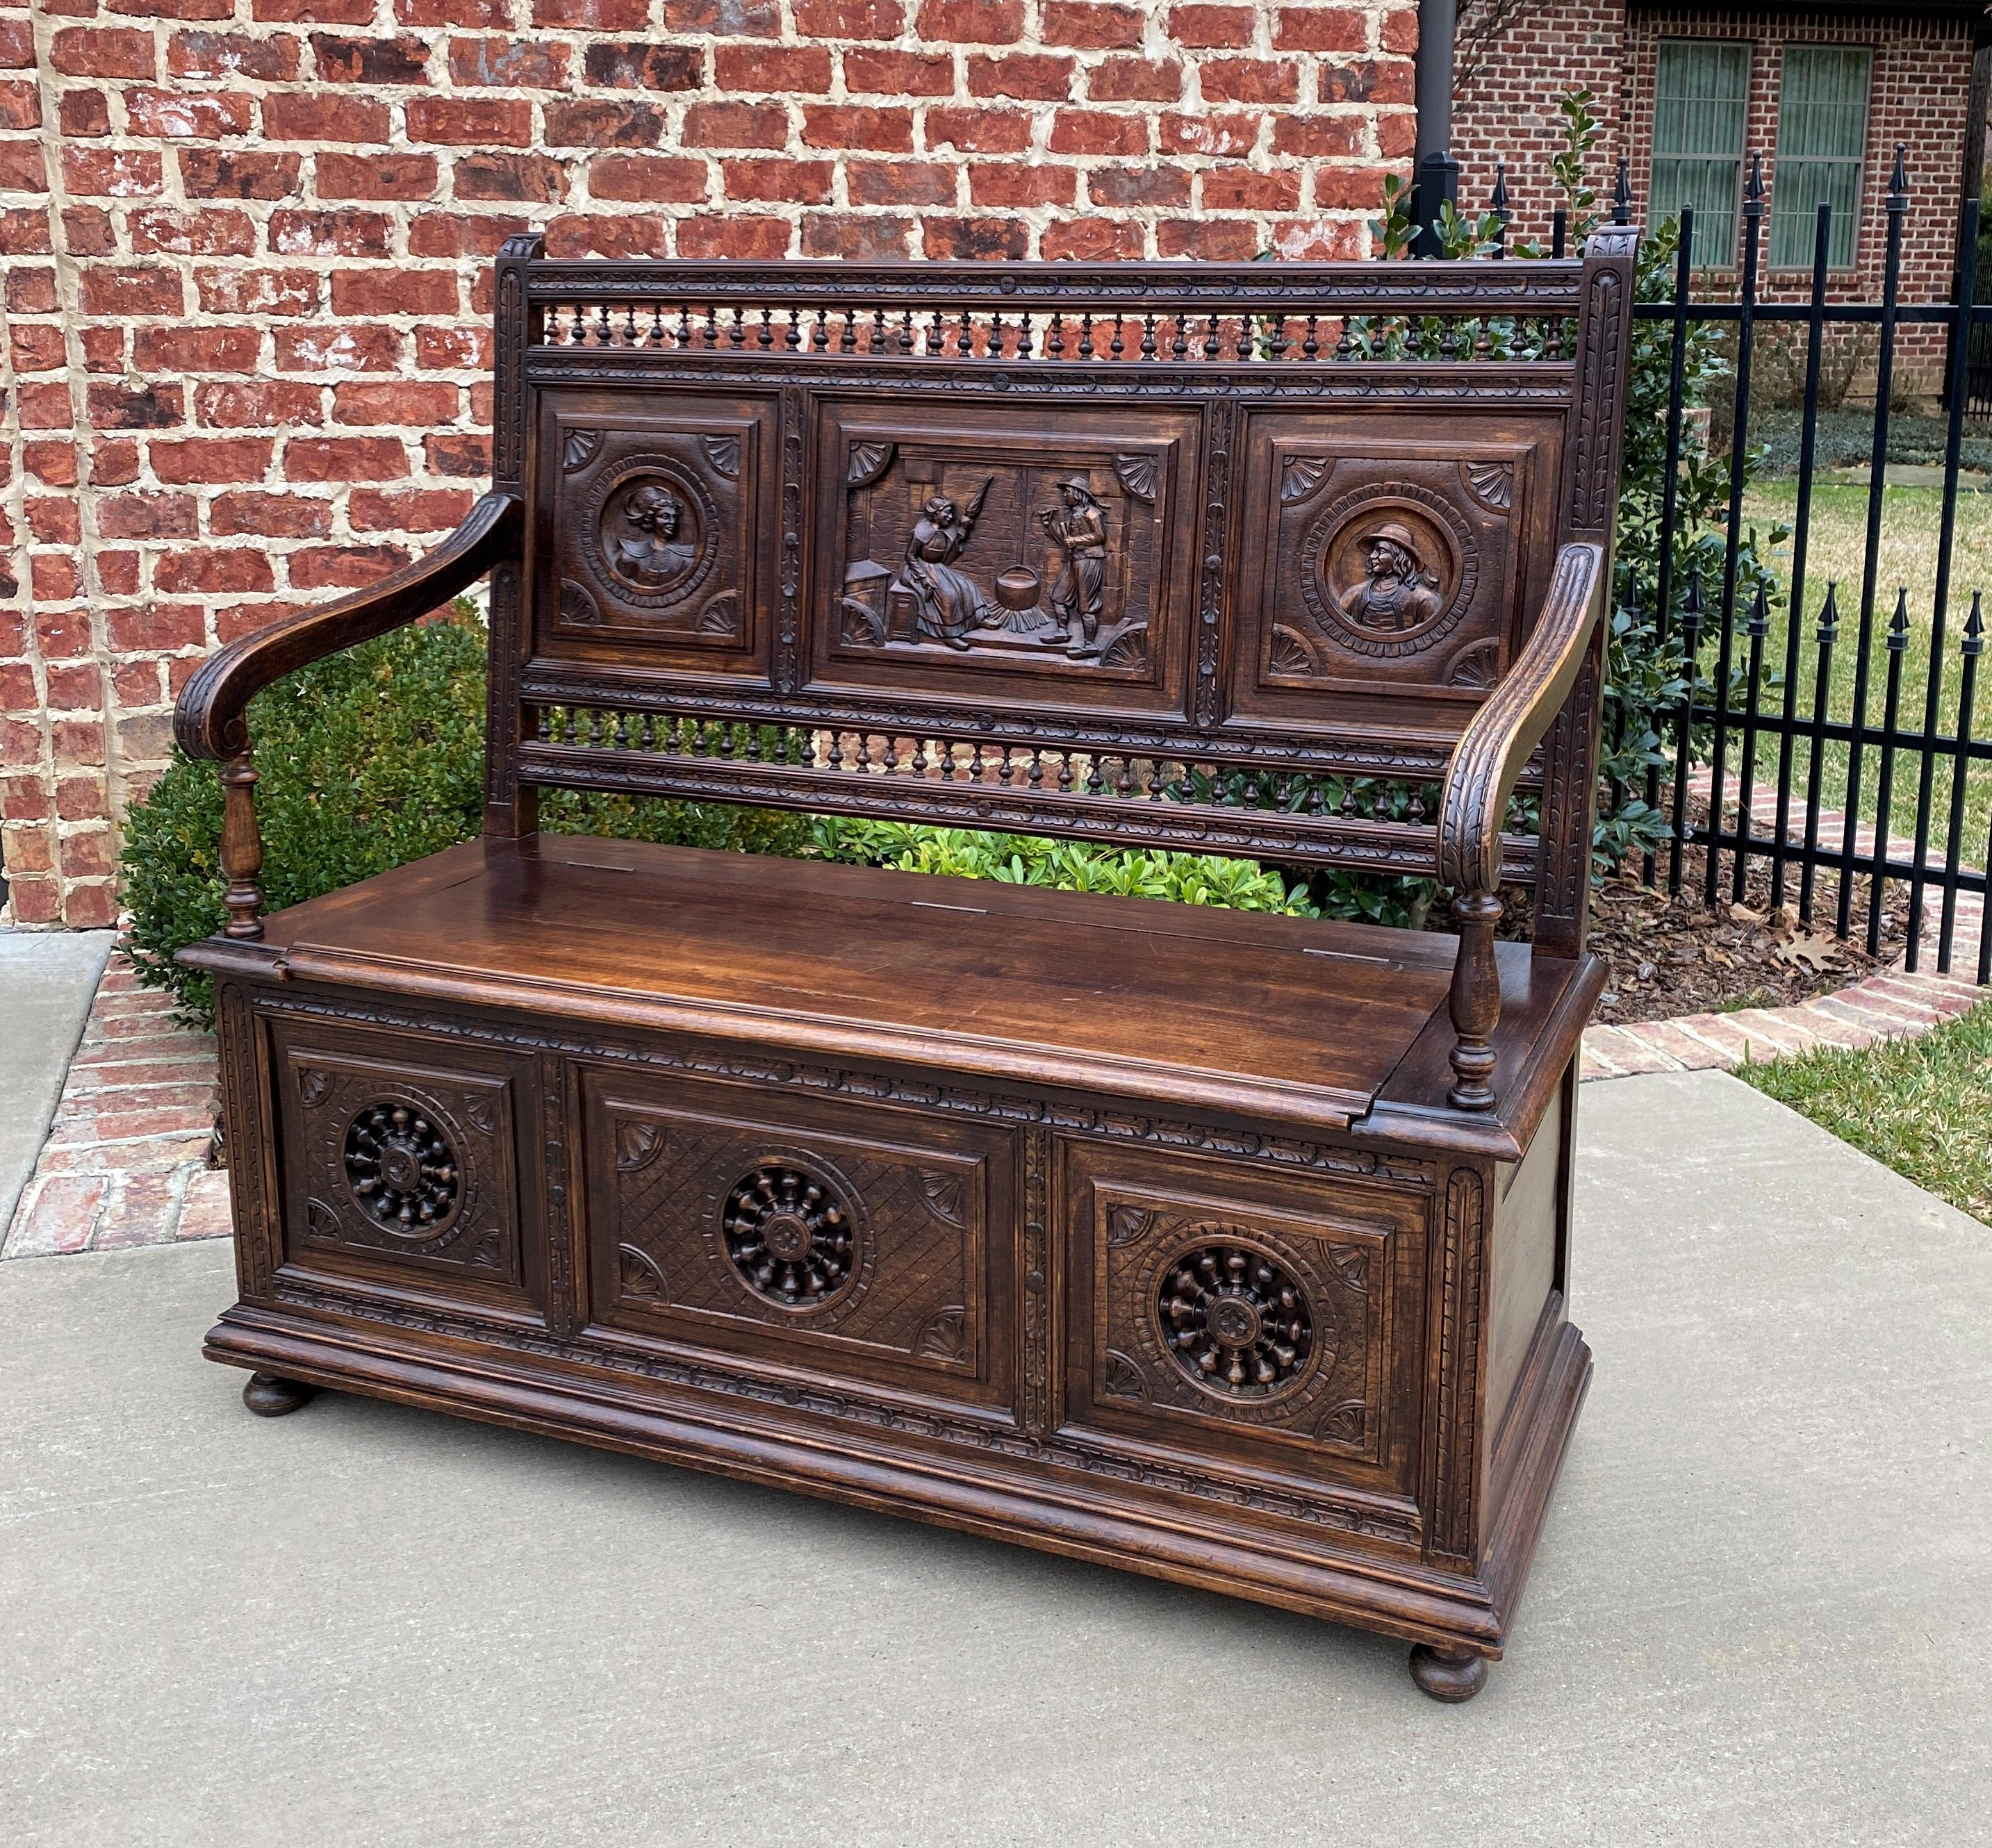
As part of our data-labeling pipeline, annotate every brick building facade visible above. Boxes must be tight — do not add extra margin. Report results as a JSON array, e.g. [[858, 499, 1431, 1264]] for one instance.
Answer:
[[1454, 2, 1984, 337], [0, 1, 1417, 929]]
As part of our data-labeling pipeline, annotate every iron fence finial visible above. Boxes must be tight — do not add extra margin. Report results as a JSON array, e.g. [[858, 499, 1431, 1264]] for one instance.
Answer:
[[1818, 582, 1840, 641], [1612, 156, 1632, 224], [1745, 151, 1764, 212], [1888, 588, 1911, 648], [1966, 594, 1985, 653], [1889, 144, 1908, 198]]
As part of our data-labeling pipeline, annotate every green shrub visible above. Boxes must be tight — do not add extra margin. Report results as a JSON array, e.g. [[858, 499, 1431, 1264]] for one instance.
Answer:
[[808, 818, 1320, 916], [120, 607, 809, 1026]]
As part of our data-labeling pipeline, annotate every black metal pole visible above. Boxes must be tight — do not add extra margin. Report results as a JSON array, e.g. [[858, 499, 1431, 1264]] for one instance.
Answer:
[[1772, 204, 1833, 913], [1413, 0, 1460, 256], [1706, 154, 1765, 907], [1906, 193, 1982, 967], [1837, 147, 1909, 939]]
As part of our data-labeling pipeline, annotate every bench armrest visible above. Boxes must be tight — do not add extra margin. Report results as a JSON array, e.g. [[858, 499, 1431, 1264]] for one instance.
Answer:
[[1435, 540, 1606, 1111], [172, 490, 522, 942], [174, 489, 521, 763]]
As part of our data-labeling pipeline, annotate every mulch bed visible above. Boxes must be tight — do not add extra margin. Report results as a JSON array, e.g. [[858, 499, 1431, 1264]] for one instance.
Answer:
[[1583, 814, 1908, 1025]]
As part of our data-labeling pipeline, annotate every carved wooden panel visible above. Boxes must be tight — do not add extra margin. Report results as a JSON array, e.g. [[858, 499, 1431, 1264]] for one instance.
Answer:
[[1062, 1144, 1428, 1511], [272, 1031, 530, 1300], [579, 1071, 1015, 1404], [1228, 412, 1558, 725], [807, 397, 1199, 717], [533, 388, 777, 680]]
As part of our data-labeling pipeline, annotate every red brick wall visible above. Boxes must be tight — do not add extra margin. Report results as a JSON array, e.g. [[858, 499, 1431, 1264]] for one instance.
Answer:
[[0, 1, 1417, 929], [1452, 0, 1628, 242]]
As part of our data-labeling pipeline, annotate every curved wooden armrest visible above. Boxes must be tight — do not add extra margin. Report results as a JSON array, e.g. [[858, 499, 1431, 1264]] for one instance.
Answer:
[[1435, 540, 1606, 1112], [171, 490, 521, 944], [173, 489, 522, 763]]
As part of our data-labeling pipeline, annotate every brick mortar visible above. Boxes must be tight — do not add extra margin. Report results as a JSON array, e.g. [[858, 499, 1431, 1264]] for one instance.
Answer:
[[0, 1, 1418, 925]]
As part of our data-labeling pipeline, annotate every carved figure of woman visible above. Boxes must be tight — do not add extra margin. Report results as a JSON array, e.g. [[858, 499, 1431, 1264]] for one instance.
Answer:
[[612, 484, 696, 588], [1337, 522, 1442, 634], [894, 489, 990, 649], [1039, 477, 1110, 657]]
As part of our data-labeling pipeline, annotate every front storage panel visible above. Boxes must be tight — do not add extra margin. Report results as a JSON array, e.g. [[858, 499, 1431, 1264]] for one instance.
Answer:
[[577, 1069, 1017, 1411], [267, 1015, 541, 1314], [1061, 1141, 1430, 1514]]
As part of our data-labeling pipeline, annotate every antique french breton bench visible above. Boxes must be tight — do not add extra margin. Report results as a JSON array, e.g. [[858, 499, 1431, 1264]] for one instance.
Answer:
[[174, 229, 1634, 1702]]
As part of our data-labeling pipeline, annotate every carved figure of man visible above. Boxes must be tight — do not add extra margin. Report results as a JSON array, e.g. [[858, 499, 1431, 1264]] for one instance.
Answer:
[[1039, 477, 1110, 657], [894, 490, 989, 649], [613, 484, 696, 588], [1337, 522, 1442, 633]]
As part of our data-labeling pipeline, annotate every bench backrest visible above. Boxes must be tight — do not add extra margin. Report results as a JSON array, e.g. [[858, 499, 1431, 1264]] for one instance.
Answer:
[[484, 230, 1637, 959]]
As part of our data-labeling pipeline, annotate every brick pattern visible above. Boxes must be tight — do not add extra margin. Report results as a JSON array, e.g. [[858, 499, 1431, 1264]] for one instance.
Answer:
[[0, 954, 227, 1255], [0, 1, 1417, 926], [1454, 5, 1975, 388]]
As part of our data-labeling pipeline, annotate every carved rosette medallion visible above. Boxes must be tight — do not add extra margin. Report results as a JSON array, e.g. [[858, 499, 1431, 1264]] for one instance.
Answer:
[[721, 1161, 864, 1312], [343, 1101, 462, 1239], [1154, 1240, 1315, 1402], [1096, 1199, 1388, 1447], [580, 453, 721, 613], [1295, 480, 1479, 661]]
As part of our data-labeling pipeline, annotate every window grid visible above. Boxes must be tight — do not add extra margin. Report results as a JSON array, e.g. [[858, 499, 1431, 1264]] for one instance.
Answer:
[[1650, 40, 1752, 269], [1769, 46, 1872, 270]]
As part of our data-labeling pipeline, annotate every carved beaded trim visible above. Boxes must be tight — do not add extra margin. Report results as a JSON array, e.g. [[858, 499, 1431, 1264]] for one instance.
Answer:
[[722, 1163, 860, 1311], [1155, 1241, 1314, 1401], [343, 1101, 462, 1239]]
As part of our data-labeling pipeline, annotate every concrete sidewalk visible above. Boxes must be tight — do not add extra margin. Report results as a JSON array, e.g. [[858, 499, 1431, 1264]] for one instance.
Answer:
[[1, 1071, 1986, 1847], [0, 929, 112, 1237]]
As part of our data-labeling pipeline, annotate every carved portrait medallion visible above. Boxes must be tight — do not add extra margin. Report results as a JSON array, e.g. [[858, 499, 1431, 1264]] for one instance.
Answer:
[[1296, 480, 1478, 661], [580, 454, 721, 613]]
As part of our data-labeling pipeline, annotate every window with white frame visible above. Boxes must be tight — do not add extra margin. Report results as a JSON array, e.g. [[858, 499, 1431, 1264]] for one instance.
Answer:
[[1651, 40, 1752, 267], [1769, 46, 1872, 269]]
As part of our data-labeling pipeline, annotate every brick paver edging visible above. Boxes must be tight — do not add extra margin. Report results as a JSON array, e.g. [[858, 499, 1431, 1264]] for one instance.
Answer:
[[0, 957, 226, 1259], [1579, 775, 1988, 1080]]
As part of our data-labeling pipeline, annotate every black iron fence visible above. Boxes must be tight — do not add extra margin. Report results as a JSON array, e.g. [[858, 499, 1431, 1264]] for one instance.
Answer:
[[1508, 152, 1991, 984]]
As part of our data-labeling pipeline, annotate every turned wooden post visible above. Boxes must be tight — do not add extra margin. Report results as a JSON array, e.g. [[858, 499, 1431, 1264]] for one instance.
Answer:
[[218, 727, 265, 941], [1447, 889, 1502, 1112]]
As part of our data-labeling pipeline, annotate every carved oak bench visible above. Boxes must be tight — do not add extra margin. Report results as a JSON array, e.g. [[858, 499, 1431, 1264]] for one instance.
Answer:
[[175, 230, 1635, 1702]]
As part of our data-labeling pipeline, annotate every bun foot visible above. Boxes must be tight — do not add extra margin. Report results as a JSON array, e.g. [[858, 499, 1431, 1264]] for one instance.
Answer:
[[242, 1372, 314, 1417], [1408, 1643, 1488, 1703]]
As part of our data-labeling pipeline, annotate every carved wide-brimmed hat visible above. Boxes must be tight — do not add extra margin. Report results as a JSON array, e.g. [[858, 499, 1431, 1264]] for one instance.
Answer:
[[1360, 521, 1421, 555], [1055, 475, 1096, 495]]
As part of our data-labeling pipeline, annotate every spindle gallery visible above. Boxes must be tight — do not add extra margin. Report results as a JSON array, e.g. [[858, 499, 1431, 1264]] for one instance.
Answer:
[[173, 229, 1635, 1701]]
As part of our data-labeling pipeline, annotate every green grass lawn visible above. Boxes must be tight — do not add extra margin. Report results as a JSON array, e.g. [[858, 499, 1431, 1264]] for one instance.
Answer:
[[1739, 1000, 1992, 1226], [1709, 481, 1992, 871]]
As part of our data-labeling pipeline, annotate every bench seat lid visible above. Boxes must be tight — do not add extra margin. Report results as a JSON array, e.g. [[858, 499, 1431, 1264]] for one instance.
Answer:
[[251, 833, 1466, 1135]]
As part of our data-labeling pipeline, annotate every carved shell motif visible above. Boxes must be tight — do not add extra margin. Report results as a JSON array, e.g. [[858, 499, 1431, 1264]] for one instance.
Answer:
[[616, 1119, 666, 1171], [915, 1306, 969, 1363], [1112, 453, 1158, 504], [702, 434, 741, 479], [562, 428, 603, 472], [918, 1171, 964, 1227], [618, 1241, 668, 1301], [1281, 456, 1329, 503], [847, 440, 895, 487], [1267, 625, 1323, 679]]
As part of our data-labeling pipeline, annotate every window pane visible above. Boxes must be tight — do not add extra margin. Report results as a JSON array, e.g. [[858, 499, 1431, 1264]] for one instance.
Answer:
[[1770, 47, 1871, 267], [1652, 42, 1751, 266]]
